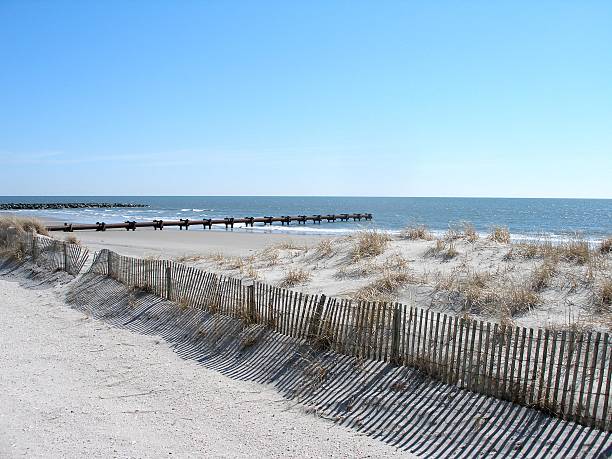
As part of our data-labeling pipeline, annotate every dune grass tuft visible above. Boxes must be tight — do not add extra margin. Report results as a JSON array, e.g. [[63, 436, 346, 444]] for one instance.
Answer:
[[258, 247, 280, 266], [279, 268, 311, 288], [530, 260, 556, 291], [433, 268, 539, 316], [560, 237, 591, 265], [175, 253, 204, 263], [65, 234, 81, 245], [351, 231, 391, 261], [0, 215, 49, 237], [600, 238, 612, 254], [383, 253, 409, 270], [314, 238, 335, 258], [353, 269, 414, 301], [425, 239, 459, 261], [462, 222, 479, 242], [488, 226, 511, 243], [513, 237, 594, 265], [400, 225, 433, 241], [595, 278, 612, 311], [502, 285, 540, 316], [275, 240, 306, 250]]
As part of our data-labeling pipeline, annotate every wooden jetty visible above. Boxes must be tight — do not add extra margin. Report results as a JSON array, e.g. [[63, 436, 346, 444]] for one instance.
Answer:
[[46, 212, 373, 232]]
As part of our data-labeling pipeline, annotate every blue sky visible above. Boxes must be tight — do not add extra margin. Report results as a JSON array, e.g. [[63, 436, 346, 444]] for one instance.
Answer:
[[1, 1, 610, 197]]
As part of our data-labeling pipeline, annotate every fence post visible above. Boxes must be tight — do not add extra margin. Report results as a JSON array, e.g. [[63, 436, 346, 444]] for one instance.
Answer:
[[245, 282, 255, 324], [31, 233, 37, 262], [6, 227, 18, 248], [62, 243, 69, 273], [107, 251, 113, 278], [391, 303, 402, 365], [165, 266, 172, 300], [307, 294, 327, 345]]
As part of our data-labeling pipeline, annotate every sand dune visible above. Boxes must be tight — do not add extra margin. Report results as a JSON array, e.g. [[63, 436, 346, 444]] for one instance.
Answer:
[[64, 228, 612, 332]]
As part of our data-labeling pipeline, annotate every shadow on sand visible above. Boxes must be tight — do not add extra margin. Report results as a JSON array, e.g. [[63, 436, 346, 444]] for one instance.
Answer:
[[2, 262, 610, 458]]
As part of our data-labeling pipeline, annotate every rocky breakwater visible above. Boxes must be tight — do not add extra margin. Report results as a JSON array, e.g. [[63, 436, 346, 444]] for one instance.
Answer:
[[0, 202, 149, 210]]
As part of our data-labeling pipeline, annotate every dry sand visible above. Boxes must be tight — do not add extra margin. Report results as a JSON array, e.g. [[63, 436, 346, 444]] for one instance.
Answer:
[[0, 274, 409, 458], [63, 228, 612, 332]]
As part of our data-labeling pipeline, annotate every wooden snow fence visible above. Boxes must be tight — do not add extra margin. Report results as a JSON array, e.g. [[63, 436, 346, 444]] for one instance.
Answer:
[[8, 231, 89, 276], [88, 249, 611, 431]]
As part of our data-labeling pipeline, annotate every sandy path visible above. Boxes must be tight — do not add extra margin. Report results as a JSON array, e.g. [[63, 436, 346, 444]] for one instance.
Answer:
[[0, 278, 409, 458]]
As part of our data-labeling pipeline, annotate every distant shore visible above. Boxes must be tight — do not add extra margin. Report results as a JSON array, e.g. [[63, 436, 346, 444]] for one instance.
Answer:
[[0, 202, 148, 210]]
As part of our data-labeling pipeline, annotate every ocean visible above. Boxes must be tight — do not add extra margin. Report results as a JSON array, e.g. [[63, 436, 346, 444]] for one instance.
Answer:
[[1, 196, 610, 243]]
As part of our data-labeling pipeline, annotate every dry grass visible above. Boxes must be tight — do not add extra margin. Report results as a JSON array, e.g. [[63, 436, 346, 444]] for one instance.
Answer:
[[224, 257, 246, 271], [314, 238, 335, 258], [434, 268, 539, 316], [561, 238, 591, 265], [353, 269, 414, 301], [0, 243, 25, 261], [443, 228, 461, 241], [425, 239, 459, 261], [594, 278, 612, 312], [434, 270, 494, 311], [488, 226, 511, 243], [459, 272, 494, 309], [175, 254, 205, 263], [504, 285, 540, 315], [442, 222, 478, 242], [0, 216, 49, 237], [258, 247, 280, 266], [244, 264, 259, 280], [207, 252, 226, 263], [65, 234, 81, 245], [530, 261, 556, 291], [275, 240, 306, 250], [425, 240, 445, 258], [334, 261, 376, 280], [351, 231, 390, 261], [462, 222, 479, 242], [514, 237, 592, 265], [383, 253, 409, 270], [600, 238, 612, 254], [445, 242, 459, 260], [400, 225, 433, 241], [279, 268, 312, 288], [514, 242, 541, 259]]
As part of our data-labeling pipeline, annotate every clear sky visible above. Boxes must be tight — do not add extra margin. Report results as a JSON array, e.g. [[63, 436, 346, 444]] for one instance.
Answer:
[[1, 1, 610, 198]]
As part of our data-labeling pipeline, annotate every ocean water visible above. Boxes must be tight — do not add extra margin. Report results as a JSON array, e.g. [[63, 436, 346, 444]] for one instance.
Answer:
[[1, 196, 611, 242]]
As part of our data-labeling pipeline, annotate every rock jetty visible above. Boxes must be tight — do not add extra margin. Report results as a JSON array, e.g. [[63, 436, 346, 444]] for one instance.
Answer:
[[0, 202, 149, 210]]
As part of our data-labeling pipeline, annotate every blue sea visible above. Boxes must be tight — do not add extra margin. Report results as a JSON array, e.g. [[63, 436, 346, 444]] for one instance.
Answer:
[[1, 196, 610, 243]]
